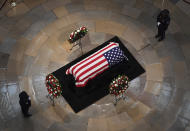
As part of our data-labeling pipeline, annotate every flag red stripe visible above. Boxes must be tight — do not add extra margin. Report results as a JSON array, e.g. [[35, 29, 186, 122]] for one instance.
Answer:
[[75, 66, 109, 87], [77, 63, 109, 83], [76, 58, 107, 81], [69, 43, 117, 75], [73, 54, 104, 76]]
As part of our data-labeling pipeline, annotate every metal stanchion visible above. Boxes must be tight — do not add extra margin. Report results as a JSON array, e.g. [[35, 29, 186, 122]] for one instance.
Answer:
[[46, 94, 55, 106], [113, 91, 128, 106], [70, 38, 83, 55], [79, 38, 83, 55]]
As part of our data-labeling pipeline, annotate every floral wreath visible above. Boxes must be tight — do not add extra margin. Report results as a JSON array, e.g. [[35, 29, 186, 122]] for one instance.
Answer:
[[45, 74, 62, 98], [69, 26, 88, 43], [109, 75, 129, 96]]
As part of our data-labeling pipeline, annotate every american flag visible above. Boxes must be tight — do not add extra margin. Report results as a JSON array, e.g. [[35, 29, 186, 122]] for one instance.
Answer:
[[66, 42, 128, 87]]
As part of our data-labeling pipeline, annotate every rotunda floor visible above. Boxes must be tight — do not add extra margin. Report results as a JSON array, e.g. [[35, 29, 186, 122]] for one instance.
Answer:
[[0, 0, 190, 131]]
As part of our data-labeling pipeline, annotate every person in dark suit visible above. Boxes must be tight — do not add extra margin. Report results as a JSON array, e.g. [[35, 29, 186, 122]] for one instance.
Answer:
[[155, 9, 170, 41], [19, 91, 32, 117]]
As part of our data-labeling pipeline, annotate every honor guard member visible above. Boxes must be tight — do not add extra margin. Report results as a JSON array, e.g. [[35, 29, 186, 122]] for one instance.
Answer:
[[19, 91, 32, 117], [155, 9, 170, 41]]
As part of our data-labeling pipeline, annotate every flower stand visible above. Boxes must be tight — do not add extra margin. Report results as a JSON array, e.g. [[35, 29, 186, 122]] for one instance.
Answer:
[[109, 75, 129, 106], [45, 74, 63, 106], [68, 26, 88, 55]]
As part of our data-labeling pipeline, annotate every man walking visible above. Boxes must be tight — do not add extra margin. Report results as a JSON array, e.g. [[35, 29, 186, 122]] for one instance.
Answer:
[[155, 9, 170, 41]]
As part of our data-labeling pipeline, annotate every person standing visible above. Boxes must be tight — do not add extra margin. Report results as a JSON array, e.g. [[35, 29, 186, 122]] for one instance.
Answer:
[[155, 9, 170, 41], [19, 91, 32, 117]]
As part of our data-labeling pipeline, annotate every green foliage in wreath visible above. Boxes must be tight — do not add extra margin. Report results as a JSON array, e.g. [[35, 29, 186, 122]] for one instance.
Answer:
[[45, 74, 62, 98], [109, 75, 129, 96], [69, 26, 88, 43]]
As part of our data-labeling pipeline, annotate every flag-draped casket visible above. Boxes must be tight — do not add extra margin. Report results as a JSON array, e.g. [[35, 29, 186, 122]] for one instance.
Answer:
[[66, 42, 128, 87], [50, 36, 145, 113]]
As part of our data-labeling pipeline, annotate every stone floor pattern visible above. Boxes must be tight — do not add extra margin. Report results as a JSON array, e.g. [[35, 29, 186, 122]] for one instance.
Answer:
[[0, 0, 190, 130]]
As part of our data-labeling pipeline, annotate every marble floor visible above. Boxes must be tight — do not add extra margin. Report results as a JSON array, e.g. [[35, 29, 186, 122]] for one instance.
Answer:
[[0, 0, 190, 130]]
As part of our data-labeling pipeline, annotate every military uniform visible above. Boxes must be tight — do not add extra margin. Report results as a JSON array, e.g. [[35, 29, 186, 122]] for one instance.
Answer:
[[155, 9, 170, 41], [19, 91, 32, 117]]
